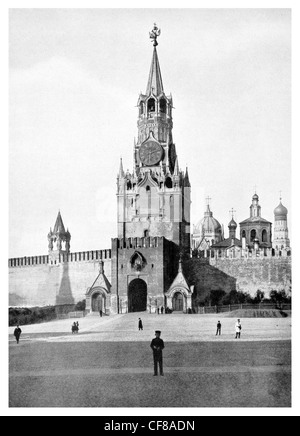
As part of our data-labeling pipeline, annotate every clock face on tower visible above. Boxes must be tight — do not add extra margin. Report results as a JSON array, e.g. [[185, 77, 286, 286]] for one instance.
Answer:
[[139, 140, 163, 166]]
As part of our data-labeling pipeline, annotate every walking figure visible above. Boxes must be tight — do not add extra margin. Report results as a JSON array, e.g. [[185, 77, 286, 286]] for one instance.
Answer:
[[150, 330, 164, 376], [235, 319, 242, 339], [216, 320, 222, 336], [14, 325, 22, 344], [99, 309, 103, 317], [138, 318, 143, 331], [161, 306, 164, 314], [72, 322, 78, 334]]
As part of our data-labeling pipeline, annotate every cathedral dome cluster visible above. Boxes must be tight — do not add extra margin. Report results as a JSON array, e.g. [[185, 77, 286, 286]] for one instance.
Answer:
[[192, 193, 290, 254]]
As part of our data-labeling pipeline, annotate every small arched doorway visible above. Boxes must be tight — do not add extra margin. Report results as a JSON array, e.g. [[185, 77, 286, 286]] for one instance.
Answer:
[[128, 278, 147, 312], [92, 291, 106, 313], [172, 292, 184, 312]]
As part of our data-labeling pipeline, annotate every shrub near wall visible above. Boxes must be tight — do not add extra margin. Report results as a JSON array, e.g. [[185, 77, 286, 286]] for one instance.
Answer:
[[9, 300, 87, 326], [9, 306, 57, 326]]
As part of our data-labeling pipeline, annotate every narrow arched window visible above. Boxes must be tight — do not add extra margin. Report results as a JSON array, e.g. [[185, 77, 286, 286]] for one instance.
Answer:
[[250, 229, 256, 242], [159, 98, 167, 114], [242, 230, 246, 238], [147, 98, 155, 113], [262, 229, 268, 243]]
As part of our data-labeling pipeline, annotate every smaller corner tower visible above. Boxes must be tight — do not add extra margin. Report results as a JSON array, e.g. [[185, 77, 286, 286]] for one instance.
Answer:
[[47, 211, 71, 263]]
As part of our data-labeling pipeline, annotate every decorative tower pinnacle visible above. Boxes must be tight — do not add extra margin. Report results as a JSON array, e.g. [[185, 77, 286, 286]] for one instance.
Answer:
[[48, 211, 71, 263]]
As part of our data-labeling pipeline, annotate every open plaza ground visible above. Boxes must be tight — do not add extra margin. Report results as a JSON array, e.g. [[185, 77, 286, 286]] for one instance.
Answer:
[[9, 313, 291, 408]]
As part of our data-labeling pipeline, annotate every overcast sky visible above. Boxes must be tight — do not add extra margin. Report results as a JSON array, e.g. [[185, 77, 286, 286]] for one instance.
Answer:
[[9, 8, 291, 258]]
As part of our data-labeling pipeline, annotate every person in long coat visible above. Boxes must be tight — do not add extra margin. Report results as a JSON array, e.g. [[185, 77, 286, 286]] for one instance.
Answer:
[[14, 325, 22, 344], [150, 330, 165, 376], [138, 318, 143, 331]]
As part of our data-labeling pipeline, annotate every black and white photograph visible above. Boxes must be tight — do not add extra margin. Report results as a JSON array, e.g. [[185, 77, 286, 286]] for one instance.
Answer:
[[2, 2, 299, 417]]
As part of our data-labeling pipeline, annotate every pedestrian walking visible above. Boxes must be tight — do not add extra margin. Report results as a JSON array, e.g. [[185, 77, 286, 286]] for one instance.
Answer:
[[157, 307, 160, 315], [138, 318, 143, 331], [72, 322, 77, 334], [216, 320, 222, 336], [235, 319, 242, 339], [161, 306, 164, 314], [150, 330, 164, 376], [14, 325, 22, 344], [76, 321, 79, 333], [99, 309, 103, 317]]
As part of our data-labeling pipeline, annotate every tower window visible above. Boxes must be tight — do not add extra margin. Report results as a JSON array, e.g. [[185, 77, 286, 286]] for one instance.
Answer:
[[159, 98, 167, 114], [165, 177, 172, 188], [140, 102, 144, 115], [147, 98, 155, 113], [144, 230, 149, 237], [146, 186, 151, 193]]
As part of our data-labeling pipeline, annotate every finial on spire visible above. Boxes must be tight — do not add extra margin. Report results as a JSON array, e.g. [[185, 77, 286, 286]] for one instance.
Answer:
[[206, 196, 212, 206], [279, 190, 282, 201], [149, 23, 161, 47], [229, 208, 236, 219]]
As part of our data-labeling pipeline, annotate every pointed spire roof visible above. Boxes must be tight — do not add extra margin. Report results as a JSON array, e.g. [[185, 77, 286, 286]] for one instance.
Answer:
[[118, 157, 124, 178], [174, 157, 179, 176], [184, 167, 191, 187], [146, 47, 164, 96], [53, 211, 66, 234]]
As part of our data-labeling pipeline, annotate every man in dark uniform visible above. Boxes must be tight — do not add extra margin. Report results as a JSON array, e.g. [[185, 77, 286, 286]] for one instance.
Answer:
[[14, 325, 22, 344], [150, 330, 164, 376], [216, 320, 222, 336]]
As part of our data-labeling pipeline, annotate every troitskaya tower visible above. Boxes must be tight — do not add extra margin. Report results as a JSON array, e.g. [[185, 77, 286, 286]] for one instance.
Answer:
[[111, 25, 192, 314]]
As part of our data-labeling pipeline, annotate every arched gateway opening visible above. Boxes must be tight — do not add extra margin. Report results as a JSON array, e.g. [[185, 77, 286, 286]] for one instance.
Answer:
[[172, 292, 184, 312], [91, 291, 106, 313], [128, 278, 147, 312]]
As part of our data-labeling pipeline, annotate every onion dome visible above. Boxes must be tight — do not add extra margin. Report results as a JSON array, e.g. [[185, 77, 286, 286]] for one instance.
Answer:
[[228, 218, 237, 229], [274, 201, 288, 220]]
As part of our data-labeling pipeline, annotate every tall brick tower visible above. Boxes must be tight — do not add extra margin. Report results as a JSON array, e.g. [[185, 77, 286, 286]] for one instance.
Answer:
[[111, 24, 191, 314]]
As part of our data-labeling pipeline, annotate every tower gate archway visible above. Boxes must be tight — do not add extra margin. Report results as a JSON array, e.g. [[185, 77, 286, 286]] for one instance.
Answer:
[[128, 278, 147, 312], [172, 291, 184, 312], [91, 290, 106, 313]]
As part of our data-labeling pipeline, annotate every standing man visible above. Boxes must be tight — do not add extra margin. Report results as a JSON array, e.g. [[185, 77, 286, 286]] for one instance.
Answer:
[[138, 318, 143, 331], [235, 319, 242, 339], [216, 320, 222, 336], [14, 325, 22, 344], [150, 330, 165, 376]]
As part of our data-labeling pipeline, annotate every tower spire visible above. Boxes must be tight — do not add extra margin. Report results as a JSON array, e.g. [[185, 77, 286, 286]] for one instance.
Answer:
[[146, 24, 164, 96]]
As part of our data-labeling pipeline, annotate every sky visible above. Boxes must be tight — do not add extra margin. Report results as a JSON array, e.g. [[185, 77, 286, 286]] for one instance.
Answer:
[[9, 8, 291, 258]]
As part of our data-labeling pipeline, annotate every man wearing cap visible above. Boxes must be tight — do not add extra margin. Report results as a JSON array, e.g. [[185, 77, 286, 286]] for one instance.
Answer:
[[150, 330, 165, 376]]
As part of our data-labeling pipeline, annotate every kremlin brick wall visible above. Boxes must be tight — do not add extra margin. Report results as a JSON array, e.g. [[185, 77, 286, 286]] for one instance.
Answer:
[[8, 249, 291, 308], [9, 250, 112, 308]]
